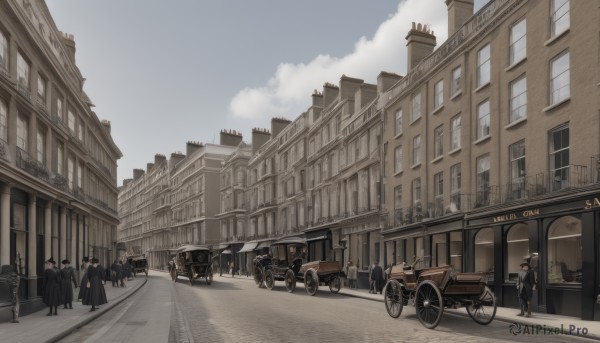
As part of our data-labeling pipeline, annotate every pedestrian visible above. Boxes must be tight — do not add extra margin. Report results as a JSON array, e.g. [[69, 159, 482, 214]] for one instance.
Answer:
[[59, 259, 78, 309], [346, 261, 358, 289], [168, 259, 177, 283], [43, 258, 61, 316], [83, 258, 108, 312], [368, 260, 384, 294], [117, 261, 125, 287], [230, 260, 235, 278], [516, 259, 536, 318], [110, 260, 118, 287], [77, 257, 90, 302], [0, 265, 20, 323]]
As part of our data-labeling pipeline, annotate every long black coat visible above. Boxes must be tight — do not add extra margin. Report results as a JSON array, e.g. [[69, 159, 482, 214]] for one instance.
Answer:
[[517, 269, 536, 301], [59, 266, 78, 304], [43, 268, 61, 307], [82, 265, 108, 306], [78, 262, 89, 300]]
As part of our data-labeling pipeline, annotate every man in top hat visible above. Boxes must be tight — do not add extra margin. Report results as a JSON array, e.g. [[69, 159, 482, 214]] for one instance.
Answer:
[[59, 259, 78, 309], [43, 258, 61, 316], [516, 258, 536, 317]]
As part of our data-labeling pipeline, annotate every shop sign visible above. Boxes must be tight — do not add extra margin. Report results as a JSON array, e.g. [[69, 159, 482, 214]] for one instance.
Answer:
[[583, 197, 600, 210], [492, 208, 540, 223]]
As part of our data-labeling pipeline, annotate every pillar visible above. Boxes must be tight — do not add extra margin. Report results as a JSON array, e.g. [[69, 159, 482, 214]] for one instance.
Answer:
[[70, 213, 77, 264], [44, 200, 52, 260], [27, 193, 37, 294], [59, 206, 66, 260], [0, 183, 10, 265]]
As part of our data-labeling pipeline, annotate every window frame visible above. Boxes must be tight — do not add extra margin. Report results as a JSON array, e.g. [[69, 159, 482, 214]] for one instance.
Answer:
[[434, 79, 444, 109], [509, 75, 527, 123], [451, 66, 461, 97], [394, 145, 403, 174], [551, 0, 570, 37], [412, 135, 421, 166], [477, 44, 491, 87], [434, 125, 443, 158], [509, 18, 527, 65], [450, 115, 461, 151], [549, 51, 570, 105]]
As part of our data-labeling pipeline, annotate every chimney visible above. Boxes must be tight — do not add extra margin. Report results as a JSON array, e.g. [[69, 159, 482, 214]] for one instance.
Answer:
[[219, 129, 243, 147], [133, 169, 145, 181], [271, 117, 291, 138], [169, 152, 186, 170], [123, 178, 133, 187], [251, 128, 271, 155], [377, 71, 403, 94], [406, 22, 436, 71], [61, 32, 76, 63], [339, 75, 363, 101], [312, 90, 323, 108], [446, 0, 474, 36], [186, 141, 204, 157], [354, 83, 377, 114], [322, 82, 339, 108], [154, 154, 167, 165], [146, 163, 154, 172], [101, 120, 111, 134]]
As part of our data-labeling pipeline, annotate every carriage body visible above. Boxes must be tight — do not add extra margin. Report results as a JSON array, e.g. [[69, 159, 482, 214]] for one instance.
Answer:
[[175, 245, 214, 286]]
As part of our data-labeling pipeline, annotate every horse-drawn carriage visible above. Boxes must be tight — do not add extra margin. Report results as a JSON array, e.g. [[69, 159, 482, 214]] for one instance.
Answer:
[[129, 255, 148, 277], [175, 245, 213, 286], [252, 237, 343, 296], [384, 258, 497, 329]]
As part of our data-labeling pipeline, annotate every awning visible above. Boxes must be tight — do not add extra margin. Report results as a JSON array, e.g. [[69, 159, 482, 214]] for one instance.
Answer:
[[255, 241, 272, 250], [238, 242, 259, 253], [221, 249, 232, 254], [306, 234, 328, 242], [305, 228, 331, 242]]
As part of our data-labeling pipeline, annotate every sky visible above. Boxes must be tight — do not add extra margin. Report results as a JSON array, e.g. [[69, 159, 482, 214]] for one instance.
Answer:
[[45, 0, 488, 186]]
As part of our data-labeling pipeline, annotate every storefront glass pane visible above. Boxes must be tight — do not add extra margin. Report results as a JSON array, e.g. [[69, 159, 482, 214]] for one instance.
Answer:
[[396, 239, 405, 265], [505, 223, 529, 282], [547, 216, 581, 284], [431, 233, 447, 267], [450, 231, 462, 272], [415, 237, 424, 269], [474, 228, 494, 275]]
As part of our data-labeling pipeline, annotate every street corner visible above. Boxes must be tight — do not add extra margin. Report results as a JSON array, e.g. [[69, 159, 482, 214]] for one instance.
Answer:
[[507, 322, 593, 339]]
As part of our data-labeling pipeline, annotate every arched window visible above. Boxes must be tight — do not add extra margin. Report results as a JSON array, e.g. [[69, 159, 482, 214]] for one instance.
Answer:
[[547, 216, 582, 284], [474, 228, 494, 273], [505, 223, 529, 282]]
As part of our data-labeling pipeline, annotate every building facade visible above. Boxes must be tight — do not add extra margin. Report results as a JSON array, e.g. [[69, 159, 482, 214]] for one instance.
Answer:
[[0, 0, 122, 318]]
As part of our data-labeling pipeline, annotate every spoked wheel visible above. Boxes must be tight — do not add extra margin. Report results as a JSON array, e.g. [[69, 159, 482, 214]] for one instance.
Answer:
[[254, 265, 264, 288], [384, 280, 404, 318], [284, 270, 296, 293], [206, 268, 213, 285], [415, 280, 444, 329], [466, 286, 497, 325], [328, 275, 341, 294], [264, 269, 275, 290], [304, 269, 319, 296], [145, 269, 148, 277]]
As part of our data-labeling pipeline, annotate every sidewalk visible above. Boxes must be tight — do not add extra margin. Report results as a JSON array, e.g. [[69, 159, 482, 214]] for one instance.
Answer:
[[339, 286, 600, 340], [0, 276, 147, 343]]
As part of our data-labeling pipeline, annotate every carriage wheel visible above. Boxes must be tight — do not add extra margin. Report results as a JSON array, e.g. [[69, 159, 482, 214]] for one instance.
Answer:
[[284, 270, 296, 293], [415, 280, 444, 329], [328, 275, 341, 294], [254, 266, 264, 288], [145, 269, 148, 277], [384, 280, 404, 318], [206, 268, 213, 285], [466, 286, 497, 325], [304, 269, 318, 296], [264, 269, 275, 290]]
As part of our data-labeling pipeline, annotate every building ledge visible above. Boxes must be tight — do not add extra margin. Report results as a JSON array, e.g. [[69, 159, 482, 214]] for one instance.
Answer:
[[505, 57, 527, 72], [543, 97, 570, 113], [448, 147, 461, 156], [544, 28, 569, 47], [431, 105, 444, 115], [505, 117, 527, 130], [473, 135, 491, 146], [430, 155, 443, 164], [450, 90, 462, 101], [473, 81, 490, 94]]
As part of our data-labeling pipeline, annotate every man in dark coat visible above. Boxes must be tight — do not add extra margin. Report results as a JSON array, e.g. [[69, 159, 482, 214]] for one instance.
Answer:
[[111, 260, 125, 287], [43, 258, 61, 316], [59, 259, 78, 309], [123, 259, 132, 281], [83, 258, 108, 311], [77, 257, 90, 302], [368, 260, 384, 294], [517, 260, 536, 317]]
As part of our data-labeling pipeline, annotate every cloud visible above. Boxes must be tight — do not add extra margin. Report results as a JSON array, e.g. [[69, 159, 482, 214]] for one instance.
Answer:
[[229, 0, 448, 120]]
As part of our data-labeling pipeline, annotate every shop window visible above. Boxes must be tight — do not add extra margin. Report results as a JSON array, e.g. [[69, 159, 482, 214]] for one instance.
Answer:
[[415, 237, 424, 268], [450, 231, 462, 272], [431, 233, 447, 267], [474, 228, 494, 275], [406, 238, 415, 266], [505, 223, 529, 282], [547, 216, 581, 284]]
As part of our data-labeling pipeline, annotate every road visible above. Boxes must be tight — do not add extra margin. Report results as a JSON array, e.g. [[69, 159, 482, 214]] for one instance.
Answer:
[[59, 271, 595, 343]]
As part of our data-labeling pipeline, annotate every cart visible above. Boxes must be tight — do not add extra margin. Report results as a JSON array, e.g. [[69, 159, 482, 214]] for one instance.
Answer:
[[129, 255, 148, 277], [384, 258, 497, 329], [175, 245, 213, 286]]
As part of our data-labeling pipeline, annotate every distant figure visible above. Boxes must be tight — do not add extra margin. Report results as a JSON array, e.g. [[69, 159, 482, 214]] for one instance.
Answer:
[[346, 261, 358, 289], [83, 258, 108, 312], [111, 260, 124, 287], [368, 260, 384, 294], [77, 257, 90, 302], [43, 258, 61, 316], [517, 259, 536, 318], [0, 265, 20, 323], [168, 259, 177, 283], [59, 259, 78, 309], [123, 259, 133, 281]]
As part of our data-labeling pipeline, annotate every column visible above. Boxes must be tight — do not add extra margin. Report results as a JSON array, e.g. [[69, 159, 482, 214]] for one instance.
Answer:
[[0, 183, 10, 266], [59, 206, 66, 260], [78, 214, 83, 266], [27, 193, 37, 295], [44, 200, 52, 260], [70, 213, 77, 265]]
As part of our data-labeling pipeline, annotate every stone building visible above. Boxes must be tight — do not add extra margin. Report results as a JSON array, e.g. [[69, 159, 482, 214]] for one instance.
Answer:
[[0, 0, 122, 317]]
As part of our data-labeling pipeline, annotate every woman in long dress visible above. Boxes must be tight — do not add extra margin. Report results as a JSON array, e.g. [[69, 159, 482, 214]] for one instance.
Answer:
[[59, 259, 78, 309], [77, 257, 89, 302], [43, 258, 61, 316], [82, 258, 108, 311]]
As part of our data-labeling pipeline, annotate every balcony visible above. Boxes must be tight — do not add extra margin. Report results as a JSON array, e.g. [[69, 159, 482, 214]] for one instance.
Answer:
[[16, 148, 50, 182], [17, 83, 31, 102]]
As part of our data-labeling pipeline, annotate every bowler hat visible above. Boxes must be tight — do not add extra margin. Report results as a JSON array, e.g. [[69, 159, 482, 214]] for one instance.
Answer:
[[82, 256, 89, 263], [62, 259, 70, 265], [520, 260, 530, 267], [47, 258, 56, 265], [91, 257, 99, 264]]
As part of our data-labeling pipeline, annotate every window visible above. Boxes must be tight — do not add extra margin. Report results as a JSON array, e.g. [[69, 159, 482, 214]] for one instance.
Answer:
[[36, 129, 45, 164], [476, 154, 490, 207], [67, 110, 75, 133], [17, 52, 29, 89], [37, 74, 46, 102], [369, 124, 381, 153], [510, 76, 527, 122], [78, 122, 83, 141], [77, 163, 83, 188], [450, 115, 461, 150], [434, 80, 443, 109], [431, 233, 447, 267], [450, 231, 462, 272], [509, 140, 526, 200], [547, 216, 581, 284], [550, 52, 569, 105], [477, 44, 490, 87], [0, 98, 6, 141], [451, 66, 461, 96], [510, 19, 526, 65], [395, 109, 402, 136], [67, 156, 74, 189], [450, 164, 461, 211], [359, 133, 368, 159], [394, 186, 402, 225], [17, 114, 28, 150], [474, 228, 494, 273], [0, 31, 7, 71], [394, 146, 403, 174], [411, 178, 421, 206], [477, 100, 490, 139], [551, 0, 569, 37], [56, 98, 63, 121], [434, 125, 443, 158], [410, 93, 421, 122], [433, 172, 443, 216], [505, 223, 529, 282], [549, 124, 569, 191], [412, 135, 421, 166], [57, 142, 63, 175]]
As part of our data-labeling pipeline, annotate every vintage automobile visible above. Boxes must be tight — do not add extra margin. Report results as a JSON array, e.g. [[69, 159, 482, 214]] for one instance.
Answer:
[[129, 255, 148, 277], [175, 245, 213, 286], [253, 237, 343, 296], [384, 258, 497, 329]]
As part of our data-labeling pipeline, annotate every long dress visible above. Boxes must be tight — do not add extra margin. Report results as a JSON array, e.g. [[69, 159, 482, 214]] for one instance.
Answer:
[[43, 268, 61, 307], [77, 262, 89, 301], [59, 266, 78, 306], [82, 265, 108, 307]]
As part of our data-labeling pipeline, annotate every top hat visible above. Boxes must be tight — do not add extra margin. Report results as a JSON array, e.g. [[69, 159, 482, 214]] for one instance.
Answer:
[[47, 258, 56, 265], [62, 259, 70, 265], [91, 257, 99, 264], [520, 260, 530, 267]]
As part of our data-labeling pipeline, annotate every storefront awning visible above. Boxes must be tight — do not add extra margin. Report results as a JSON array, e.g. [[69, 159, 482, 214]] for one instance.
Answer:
[[221, 249, 232, 254], [238, 242, 259, 253], [255, 241, 272, 250], [306, 234, 328, 242], [305, 228, 331, 242]]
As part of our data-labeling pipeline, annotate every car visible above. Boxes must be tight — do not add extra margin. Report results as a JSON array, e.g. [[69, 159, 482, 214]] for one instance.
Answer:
[[175, 245, 214, 286], [129, 255, 149, 277]]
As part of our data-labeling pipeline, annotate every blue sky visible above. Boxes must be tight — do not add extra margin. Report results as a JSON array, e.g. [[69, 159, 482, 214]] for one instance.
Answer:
[[45, 0, 487, 185]]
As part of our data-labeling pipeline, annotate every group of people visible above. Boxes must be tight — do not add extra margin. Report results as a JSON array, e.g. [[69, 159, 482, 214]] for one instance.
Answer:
[[43, 256, 108, 315]]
